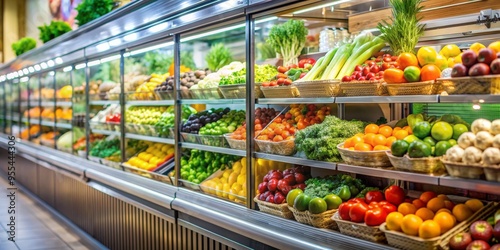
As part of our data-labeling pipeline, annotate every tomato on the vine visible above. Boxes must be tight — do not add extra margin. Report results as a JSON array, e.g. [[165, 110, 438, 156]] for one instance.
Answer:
[[365, 207, 388, 226], [385, 186, 406, 206]]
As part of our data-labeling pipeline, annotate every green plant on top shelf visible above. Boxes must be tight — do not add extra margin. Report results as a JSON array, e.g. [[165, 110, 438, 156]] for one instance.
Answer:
[[267, 19, 308, 66], [75, 0, 115, 26], [206, 43, 233, 72], [38, 21, 72, 43], [12, 37, 36, 56]]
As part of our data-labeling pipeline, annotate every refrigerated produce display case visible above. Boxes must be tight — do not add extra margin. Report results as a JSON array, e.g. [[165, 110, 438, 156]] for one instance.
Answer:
[[1, 1, 500, 249]]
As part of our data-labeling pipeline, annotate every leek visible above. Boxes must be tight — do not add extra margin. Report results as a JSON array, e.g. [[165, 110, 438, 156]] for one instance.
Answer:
[[321, 44, 354, 80], [337, 39, 386, 78], [299, 47, 338, 81]]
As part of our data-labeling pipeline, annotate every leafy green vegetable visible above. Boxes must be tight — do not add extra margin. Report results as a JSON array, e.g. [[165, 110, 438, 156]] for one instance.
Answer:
[[267, 19, 308, 66], [75, 0, 115, 26], [295, 116, 365, 162], [178, 149, 241, 184], [256, 42, 276, 60], [304, 174, 365, 199], [219, 64, 278, 85], [38, 21, 72, 43], [89, 138, 120, 158], [12, 37, 36, 56], [206, 43, 232, 72]]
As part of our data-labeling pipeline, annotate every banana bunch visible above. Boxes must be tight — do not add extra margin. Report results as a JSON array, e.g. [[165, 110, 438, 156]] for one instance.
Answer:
[[134, 73, 169, 100]]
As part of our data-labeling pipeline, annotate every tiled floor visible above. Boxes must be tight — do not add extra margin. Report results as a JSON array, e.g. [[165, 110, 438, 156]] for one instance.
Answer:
[[0, 176, 92, 250]]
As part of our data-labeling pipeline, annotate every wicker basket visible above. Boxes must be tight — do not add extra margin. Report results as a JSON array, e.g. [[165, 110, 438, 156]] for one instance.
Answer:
[[255, 138, 296, 156], [308, 209, 338, 230], [386, 152, 446, 174], [380, 202, 496, 250], [293, 80, 341, 97], [437, 75, 500, 95], [483, 166, 500, 182], [288, 206, 311, 225], [254, 197, 294, 219], [338, 81, 385, 96], [337, 143, 392, 168], [332, 212, 386, 242], [260, 85, 300, 98], [189, 87, 224, 99], [442, 159, 484, 179], [218, 83, 264, 99], [385, 81, 438, 96]]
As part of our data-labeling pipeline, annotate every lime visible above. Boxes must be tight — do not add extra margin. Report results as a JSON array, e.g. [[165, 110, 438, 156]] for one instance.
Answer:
[[286, 189, 303, 207], [423, 136, 437, 146], [309, 197, 328, 214], [448, 139, 457, 146], [404, 135, 420, 144], [403, 66, 421, 82], [431, 122, 454, 141], [452, 124, 468, 140], [408, 140, 432, 158], [324, 194, 343, 210], [294, 193, 312, 211], [391, 140, 410, 157], [413, 121, 432, 139], [435, 141, 452, 157]]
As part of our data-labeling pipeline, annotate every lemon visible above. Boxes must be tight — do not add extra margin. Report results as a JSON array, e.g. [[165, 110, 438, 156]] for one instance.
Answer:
[[232, 162, 242, 173], [222, 183, 230, 198], [470, 42, 486, 54], [238, 189, 246, 197], [215, 183, 223, 196], [219, 177, 227, 184], [222, 170, 231, 179], [237, 174, 246, 185], [148, 164, 156, 169], [228, 172, 238, 185], [167, 148, 175, 155], [241, 158, 247, 169], [149, 156, 159, 164], [241, 165, 247, 175], [228, 188, 237, 200], [211, 177, 220, 184], [439, 44, 461, 58], [231, 183, 242, 193]]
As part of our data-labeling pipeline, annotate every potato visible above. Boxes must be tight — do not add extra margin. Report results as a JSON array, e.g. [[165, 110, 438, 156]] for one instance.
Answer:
[[482, 147, 500, 165], [474, 131, 494, 150], [458, 132, 476, 149], [491, 119, 500, 135], [493, 134, 500, 149], [471, 118, 491, 134], [445, 145, 465, 163], [463, 146, 482, 164]]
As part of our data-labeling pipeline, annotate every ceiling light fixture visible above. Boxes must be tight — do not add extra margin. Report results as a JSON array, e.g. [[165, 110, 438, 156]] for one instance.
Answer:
[[293, 0, 351, 15]]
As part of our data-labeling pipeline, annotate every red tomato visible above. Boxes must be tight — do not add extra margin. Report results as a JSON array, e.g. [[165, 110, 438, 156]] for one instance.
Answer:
[[354, 65, 363, 72], [378, 201, 397, 214], [385, 185, 406, 206], [349, 202, 368, 223], [368, 201, 380, 209], [306, 58, 316, 65], [277, 66, 288, 73], [350, 198, 366, 204], [338, 201, 355, 221], [288, 64, 298, 69], [298, 59, 308, 68], [276, 73, 287, 79], [382, 62, 391, 70], [284, 79, 292, 85], [365, 191, 384, 203], [365, 207, 388, 226]]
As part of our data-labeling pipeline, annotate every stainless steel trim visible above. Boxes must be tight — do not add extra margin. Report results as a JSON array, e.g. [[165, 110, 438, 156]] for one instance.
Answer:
[[257, 97, 335, 104], [178, 220, 251, 250], [337, 163, 441, 185], [124, 133, 174, 144], [254, 152, 337, 170], [181, 142, 247, 156]]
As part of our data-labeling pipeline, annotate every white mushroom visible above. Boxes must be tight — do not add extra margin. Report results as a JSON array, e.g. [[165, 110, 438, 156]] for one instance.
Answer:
[[445, 145, 465, 163], [482, 147, 500, 165], [491, 119, 500, 135], [474, 131, 494, 150], [463, 146, 483, 164], [458, 132, 476, 149], [471, 118, 491, 134]]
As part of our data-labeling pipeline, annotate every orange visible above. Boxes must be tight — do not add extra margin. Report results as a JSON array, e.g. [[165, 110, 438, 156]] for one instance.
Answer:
[[379, 126, 393, 138], [354, 142, 373, 151], [397, 53, 419, 70], [373, 145, 390, 151], [420, 191, 437, 204], [413, 199, 426, 209], [398, 203, 417, 216], [436, 208, 452, 215], [433, 212, 456, 234], [386, 212, 404, 231], [344, 138, 354, 148], [416, 207, 435, 221], [384, 68, 407, 84], [373, 134, 387, 147], [452, 204, 473, 222], [363, 133, 376, 146], [419, 220, 442, 239], [437, 194, 449, 200], [352, 135, 364, 145], [394, 130, 409, 140], [365, 124, 380, 134], [444, 200, 455, 211], [401, 214, 423, 236], [417, 46, 438, 66], [402, 126, 413, 134], [420, 64, 441, 81], [427, 197, 445, 213], [386, 136, 398, 147], [348, 147, 354, 150], [465, 199, 484, 212]]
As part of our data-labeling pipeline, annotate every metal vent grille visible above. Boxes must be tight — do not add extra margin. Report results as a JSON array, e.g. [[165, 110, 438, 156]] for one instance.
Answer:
[[37, 164, 55, 206], [178, 225, 236, 250]]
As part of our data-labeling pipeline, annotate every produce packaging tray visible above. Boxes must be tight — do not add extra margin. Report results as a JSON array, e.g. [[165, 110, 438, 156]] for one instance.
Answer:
[[379, 202, 497, 250], [198, 134, 229, 148], [484, 166, 500, 182], [386, 152, 446, 174], [332, 212, 386, 242], [385, 81, 439, 96], [260, 85, 300, 98], [338, 81, 386, 96], [122, 162, 173, 185], [200, 170, 245, 203], [179, 89, 192, 99], [188, 88, 224, 99], [181, 132, 200, 143], [442, 159, 484, 179], [101, 159, 121, 170], [125, 124, 160, 137], [106, 122, 121, 132], [293, 80, 341, 97], [437, 75, 500, 94], [224, 133, 246, 150], [337, 143, 392, 168], [105, 93, 120, 101], [254, 196, 293, 219], [218, 83, 264, 99], [126, 91, 158, 101], [254, 138, 296, 156], [179, 179, 201, 191], [154, 90, 174, 100]]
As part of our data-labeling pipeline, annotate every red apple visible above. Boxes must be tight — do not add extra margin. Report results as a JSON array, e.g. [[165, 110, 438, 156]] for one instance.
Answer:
[[478, 48, 497, 65], [493, 221, 500, 239], [462, 50, 478, 67], [497, 52, 500, 58], [491, 245, 500, 250], [466, 240, 490, 250], [491, 59, 500, 74], [469, 63, 491, 76], [450, 232, 473, 250], [470, 221, 493, 242], [452, 64, 468, 77]]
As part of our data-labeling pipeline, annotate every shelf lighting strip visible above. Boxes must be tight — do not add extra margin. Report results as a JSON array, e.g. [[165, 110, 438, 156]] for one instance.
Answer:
[[293, 0, 352, 15]]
